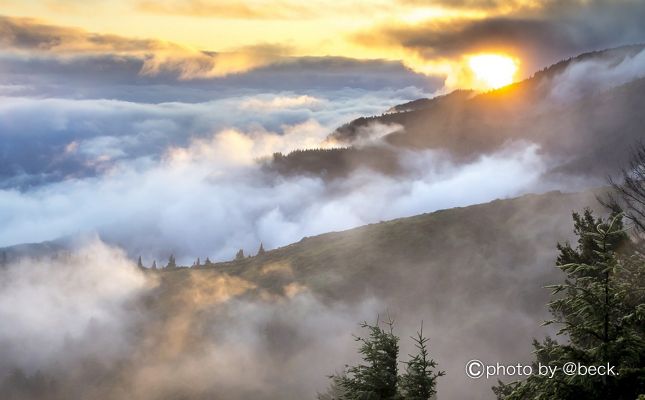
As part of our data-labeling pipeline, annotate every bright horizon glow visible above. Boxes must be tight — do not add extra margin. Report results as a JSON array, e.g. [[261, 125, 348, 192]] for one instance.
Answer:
[[468, 54, 519, 89]]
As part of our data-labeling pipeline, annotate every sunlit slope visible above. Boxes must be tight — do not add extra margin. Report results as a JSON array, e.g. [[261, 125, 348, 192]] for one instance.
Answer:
[[161, 190, 604, 300], [268, 45, 645, 179], [152, 189, 606, 399]]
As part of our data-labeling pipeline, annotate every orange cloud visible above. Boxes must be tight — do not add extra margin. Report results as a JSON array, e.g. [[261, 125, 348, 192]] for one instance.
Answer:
[[0, 15, 291, 78]]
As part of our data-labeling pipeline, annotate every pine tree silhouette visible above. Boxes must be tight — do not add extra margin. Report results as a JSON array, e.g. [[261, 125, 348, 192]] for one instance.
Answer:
[[166, 254, 176, 269]]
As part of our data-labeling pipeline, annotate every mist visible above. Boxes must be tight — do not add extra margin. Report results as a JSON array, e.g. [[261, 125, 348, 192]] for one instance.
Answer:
[[0, 132, 565, 264], [0, 238, 387, 399], [547, 45, 645, 102], [0, 238, 151, 374]]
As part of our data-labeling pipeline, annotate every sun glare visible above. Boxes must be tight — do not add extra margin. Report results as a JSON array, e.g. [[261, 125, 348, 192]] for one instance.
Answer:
[[468, 54, 518, 89]]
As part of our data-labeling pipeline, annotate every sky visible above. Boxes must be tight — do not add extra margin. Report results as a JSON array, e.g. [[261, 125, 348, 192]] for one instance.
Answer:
[[3, 0, 645, 89]]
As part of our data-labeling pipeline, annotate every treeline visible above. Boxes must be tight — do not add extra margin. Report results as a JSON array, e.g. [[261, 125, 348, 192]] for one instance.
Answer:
[[137, 242, 267, 270]]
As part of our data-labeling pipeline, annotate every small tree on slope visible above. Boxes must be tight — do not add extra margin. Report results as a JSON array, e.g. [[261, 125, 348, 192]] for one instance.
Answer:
[[338, 317, 400, 400], [399, 323, 445, 400], [321, 317, 444, 400]]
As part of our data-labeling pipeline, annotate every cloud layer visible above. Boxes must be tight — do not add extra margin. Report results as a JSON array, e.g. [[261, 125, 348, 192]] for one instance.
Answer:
[[0, 131, 563, 264], [0, 238, 151, 373]]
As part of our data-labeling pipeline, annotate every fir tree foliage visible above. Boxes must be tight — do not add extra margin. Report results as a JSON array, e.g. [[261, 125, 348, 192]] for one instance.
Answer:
[[399, 322, 445, 400], [235, 249, 245, 260], [257, 243, 266, 256], [494, 211, 645, 400], [337, 316, 400, 400], [137, 256, 144, 269], [322, 317, 444, 400]]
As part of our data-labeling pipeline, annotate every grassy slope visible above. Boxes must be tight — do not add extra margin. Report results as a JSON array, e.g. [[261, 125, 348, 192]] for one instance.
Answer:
[[150, 189, 607, 399], [160, 189, 605, 302]]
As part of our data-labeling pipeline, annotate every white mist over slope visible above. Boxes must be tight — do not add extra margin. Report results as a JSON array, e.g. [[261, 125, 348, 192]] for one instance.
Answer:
[[0, 134, 560, 263], [0, 237, 387, 400], [548, 46, 645, 101], [0, 239, 151, 372]]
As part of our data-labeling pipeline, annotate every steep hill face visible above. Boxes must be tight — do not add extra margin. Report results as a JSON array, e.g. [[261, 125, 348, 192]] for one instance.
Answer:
[[149, 189, 606, 400], [266, 45, 645, 180]]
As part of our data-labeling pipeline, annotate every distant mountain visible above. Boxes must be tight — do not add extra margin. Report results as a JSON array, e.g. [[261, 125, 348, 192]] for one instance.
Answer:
[[266, 45, 645, 179], [0, 240, 67, 265]]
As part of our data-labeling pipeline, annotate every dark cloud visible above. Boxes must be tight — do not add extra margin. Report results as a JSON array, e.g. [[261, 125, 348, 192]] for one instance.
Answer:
[[0, 15, 294, 78], [354, 17, 571, 71], [0, 52, 440, 102], [0, 15, 168, 53], [355, 0, 645, 74]]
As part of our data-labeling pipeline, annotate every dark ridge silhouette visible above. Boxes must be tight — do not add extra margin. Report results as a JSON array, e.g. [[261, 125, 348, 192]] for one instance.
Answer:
[[263, 146, 403, 179]]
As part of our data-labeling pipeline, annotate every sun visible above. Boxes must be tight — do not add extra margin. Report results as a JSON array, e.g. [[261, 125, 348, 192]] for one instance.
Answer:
[[468, 54, 518, 90]]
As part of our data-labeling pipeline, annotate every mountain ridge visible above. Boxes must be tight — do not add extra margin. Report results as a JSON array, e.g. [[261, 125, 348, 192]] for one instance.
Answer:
[[265, 44, 645, 180]]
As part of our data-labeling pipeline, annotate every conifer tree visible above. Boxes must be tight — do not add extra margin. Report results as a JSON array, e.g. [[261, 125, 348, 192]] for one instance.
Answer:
[[152, 260, 157, 270], [195, 257, 201, 267], [205, 257, 212, 266], [337, 317, 400, 400], [399, 323, 444, 400], [494, 212, 645, 399], [235, 249, 245, 260], [257, 243, 266, 256], [322, 317, 444, 400], [137, 256, 144, 269], [166, 254, 176, 269]]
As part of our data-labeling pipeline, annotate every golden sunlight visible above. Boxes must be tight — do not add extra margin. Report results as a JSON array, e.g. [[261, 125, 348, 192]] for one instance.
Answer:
[[468, 54, 518, 89]]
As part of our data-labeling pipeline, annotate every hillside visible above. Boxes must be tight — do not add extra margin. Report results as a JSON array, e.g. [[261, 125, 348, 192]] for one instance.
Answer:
[[265, 45, 645, 179], [0, 188, 615, 399], [148, 189, 606, 399]]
